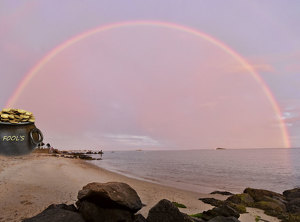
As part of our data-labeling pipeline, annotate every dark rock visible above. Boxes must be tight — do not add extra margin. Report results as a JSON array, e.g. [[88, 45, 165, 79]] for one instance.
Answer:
[[199, 198, 246, 214], [147, 199, 194, 222], [77, 182, 142, 213], [22, 204, 84, 222], [286, 198, 300, 213], [253, 200, 286, 216], [210, 191, 234, 196], [208, 216, 240, 222], [78, 155, 93, 160], [283, 188, 300, 201], [133, 214, 147, 222], [185, 213, 205, 222], [47, 204, 77, 212], [199, 198, 224, 207], [229, 203, 246, 214], [244, 188, 285, 202], [226, 193, 254, 206], [201, 205, 240, 221], [266, 196, 286, 211], [78, 200, 133, 222], [285, 213, 300, 222]]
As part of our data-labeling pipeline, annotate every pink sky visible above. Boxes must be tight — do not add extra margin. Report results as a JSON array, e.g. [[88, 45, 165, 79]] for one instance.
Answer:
[[1, 1, 300, 149], [12, 26, 285, 150]]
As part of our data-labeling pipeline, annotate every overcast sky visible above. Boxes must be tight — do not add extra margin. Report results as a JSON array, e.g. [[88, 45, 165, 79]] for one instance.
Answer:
[[1, 1, 299, 150]]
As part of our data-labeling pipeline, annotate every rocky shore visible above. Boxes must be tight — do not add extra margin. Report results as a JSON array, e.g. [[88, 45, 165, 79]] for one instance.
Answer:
[[0, 154, 290, 222], [33, 148, 103, 160], [199, 187, 300, 222], [21, 181, 223, 222], [22, 181, 300, 222]]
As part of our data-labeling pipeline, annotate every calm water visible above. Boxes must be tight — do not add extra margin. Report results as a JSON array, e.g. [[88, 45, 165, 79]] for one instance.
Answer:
[[91, 148, 300, 194]]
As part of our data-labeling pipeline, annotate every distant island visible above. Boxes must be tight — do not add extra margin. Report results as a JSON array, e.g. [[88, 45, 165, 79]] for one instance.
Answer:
[[216, 147, 226, 150]]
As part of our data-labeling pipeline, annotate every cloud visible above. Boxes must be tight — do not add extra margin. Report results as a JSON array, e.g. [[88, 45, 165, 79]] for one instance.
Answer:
[[103, 134, 161, 147], [280, 108, 300, 127]]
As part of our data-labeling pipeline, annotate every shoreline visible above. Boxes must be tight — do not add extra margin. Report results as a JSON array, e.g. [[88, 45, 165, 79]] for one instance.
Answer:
[[0, 153, 280, 222], [90, 160, 233, 195]]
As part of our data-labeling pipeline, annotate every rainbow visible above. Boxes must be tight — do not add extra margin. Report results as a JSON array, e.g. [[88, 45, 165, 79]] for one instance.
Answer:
[[5, 20, 291, 148]]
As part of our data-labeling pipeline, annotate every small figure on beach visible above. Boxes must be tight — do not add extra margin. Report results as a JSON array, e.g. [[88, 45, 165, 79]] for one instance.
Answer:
[[99, 149, 103, 158]]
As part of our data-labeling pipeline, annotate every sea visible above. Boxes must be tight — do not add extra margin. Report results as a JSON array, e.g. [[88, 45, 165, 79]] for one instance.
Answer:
[[91, 148, 300, 194]]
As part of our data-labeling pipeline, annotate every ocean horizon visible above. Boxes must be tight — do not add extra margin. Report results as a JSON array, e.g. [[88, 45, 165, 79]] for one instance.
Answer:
[[91, 148, 300, 194]]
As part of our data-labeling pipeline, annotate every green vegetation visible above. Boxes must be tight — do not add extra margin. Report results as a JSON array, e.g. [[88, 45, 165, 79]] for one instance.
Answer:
[[254, 201, 285, 213], [255, 215, 261, 222], [287, 214, 300, 222], [189, 213, 203, 218], [230, 203, 247, 214], [172, 201, 187, 208]]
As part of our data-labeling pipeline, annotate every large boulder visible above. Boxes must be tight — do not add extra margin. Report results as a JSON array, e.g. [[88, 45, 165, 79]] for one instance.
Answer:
[[78, 200, 133, 222], [199, 197, 246, 214], [253, 200, 286, 217], [283, 188, 300, 201], [286, 198, 300, 213], [77, 182, 142, 213], [133, 214, 148, 222], [226, 193, 254, 206], [199, 198, 224, 207], [210, 191, 234, 196], [183, 213, 205, 222], [208, 216, 240, 222], [201, 205, 239, 221], [244, 188, 285, 202], [147, 199, 195, 222], [22, 204, 84, 222]]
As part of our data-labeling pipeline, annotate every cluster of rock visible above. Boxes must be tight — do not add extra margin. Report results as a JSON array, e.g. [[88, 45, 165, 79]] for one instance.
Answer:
[[85, 151, 104, 155], [199, 187, 300, 222], [48, 150, 103, 160], [34, 148, 103, 160], [21, 182, 300, 222], [23, 182, 238, 222], [53, 153, 102, 160]]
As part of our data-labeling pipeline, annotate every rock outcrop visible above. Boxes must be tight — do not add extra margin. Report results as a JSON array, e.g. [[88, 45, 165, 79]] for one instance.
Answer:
[[22, 204, 85, 222], [147, 199, 200, 222], [242, 187, 300, 221], [198, 187, 300, 222], [133, 214, 147, 222], [199, 198, 223, 207], [77, 182, 142, 213], [207, 216, 240, 222], [226, 193, 254, 206], [210, 191, 234, 196], [200, 205, 240, 221], [283, 188, 300, 200], [22, 183, 300, 222], [76, 182, 142, 222], [23, 182, 142, 222]]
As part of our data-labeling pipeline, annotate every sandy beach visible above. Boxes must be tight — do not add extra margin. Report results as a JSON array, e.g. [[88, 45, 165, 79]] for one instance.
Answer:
[[0, 154, 280, 222]]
